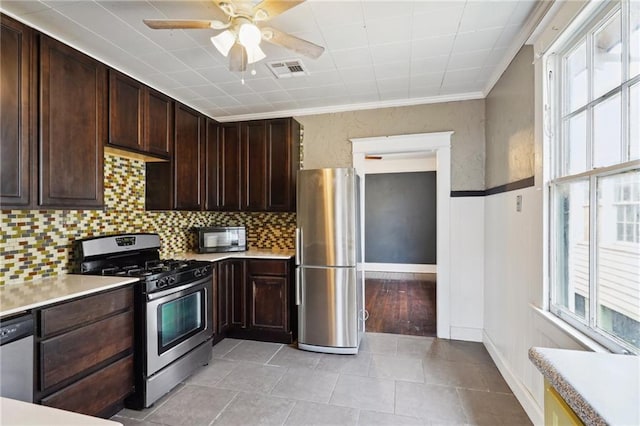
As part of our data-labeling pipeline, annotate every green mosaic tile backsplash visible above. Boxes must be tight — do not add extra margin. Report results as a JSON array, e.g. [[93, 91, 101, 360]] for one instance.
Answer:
[[0, 154, 296, 285]]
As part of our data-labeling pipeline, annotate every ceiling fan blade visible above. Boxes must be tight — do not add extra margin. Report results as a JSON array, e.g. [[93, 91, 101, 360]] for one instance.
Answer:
[[252, 0, 305, 20], [143, 19, 215, 30], [261, 27, 324, 59], [229, 43, 247, 72]]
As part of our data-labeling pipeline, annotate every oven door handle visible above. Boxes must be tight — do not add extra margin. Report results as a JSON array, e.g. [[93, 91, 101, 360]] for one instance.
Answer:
[[147, 277, 210, 301]]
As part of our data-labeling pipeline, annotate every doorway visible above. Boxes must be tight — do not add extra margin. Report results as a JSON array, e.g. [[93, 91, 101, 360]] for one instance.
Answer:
[[351, 132, 453, 339], [362, 157, 438, 337]]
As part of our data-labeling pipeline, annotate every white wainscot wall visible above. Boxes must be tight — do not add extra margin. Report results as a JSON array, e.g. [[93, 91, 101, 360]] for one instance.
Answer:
[[449, 196, 485, 342], [483, 186, 588, 426]]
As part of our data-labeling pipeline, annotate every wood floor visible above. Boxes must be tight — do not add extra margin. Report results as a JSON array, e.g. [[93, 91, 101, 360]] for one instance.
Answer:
[[365, 278, 436, 337]]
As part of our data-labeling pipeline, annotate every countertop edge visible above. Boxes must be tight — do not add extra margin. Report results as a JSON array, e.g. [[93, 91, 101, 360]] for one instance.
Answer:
[[1, 277, 138, 318], [528, 347, 607, 426]]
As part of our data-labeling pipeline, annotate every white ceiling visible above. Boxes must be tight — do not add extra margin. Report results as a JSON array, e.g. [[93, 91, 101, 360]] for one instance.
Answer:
[[1, 0, 543, 122]]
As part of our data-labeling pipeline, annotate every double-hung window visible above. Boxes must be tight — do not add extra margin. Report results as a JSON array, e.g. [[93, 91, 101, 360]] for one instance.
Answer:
[[548, 0, 640, 353]]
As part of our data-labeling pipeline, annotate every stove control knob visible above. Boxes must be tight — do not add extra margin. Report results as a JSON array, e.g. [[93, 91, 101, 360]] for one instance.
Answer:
[[168, 276, 177, 285], [194, 268, 201, 278], [157, 277, 167, 288], [202, 266, 211, 276]]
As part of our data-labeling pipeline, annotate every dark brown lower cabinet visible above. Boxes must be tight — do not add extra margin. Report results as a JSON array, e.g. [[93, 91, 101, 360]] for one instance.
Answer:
[[215, 258, 295, 344], [40, 355, 133, 417], [35, 286, 134, 418]]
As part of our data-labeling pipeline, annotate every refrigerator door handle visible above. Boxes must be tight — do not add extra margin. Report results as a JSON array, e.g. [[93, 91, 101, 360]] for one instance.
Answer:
[[296, 268, 302, 306], [295, 228, 303, 265]]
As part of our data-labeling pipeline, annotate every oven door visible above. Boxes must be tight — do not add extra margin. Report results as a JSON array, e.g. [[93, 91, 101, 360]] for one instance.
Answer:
[[145, 276, 213, 376]]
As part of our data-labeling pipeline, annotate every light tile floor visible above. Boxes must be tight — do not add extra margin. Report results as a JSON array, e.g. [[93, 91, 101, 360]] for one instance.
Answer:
[[113, 333, 532, 426]]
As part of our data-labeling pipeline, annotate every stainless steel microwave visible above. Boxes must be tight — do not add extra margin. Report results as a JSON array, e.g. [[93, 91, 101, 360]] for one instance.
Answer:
[[195, 226, 246, 253]]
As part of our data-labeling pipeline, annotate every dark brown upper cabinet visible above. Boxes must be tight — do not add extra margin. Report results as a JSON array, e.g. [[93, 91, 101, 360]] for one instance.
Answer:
[[203, 117, 221, 211], [217, 122, 242, 211], [265, 118, 300, 212], [242, 120, 268, 211], [108, 70, 172, 159], [108, 70, 144, 152], [206, 118, 300, 212], [39, 34, 106, 209], [0, 15, 35, 208], [145, 88, 172, 158], [173, 103, 204, 210]]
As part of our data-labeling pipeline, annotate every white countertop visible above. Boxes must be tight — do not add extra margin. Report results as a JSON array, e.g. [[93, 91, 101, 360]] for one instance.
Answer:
[[0, 250, 292, 318], [0, 397, 122, 425], [176, 249, 295, 262], [0, 275, 138, 318], [529, 347, 640, 426]]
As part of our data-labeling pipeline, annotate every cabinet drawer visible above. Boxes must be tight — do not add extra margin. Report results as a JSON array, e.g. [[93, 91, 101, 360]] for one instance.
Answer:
[[40, 310, 133, 391], [41, 354, 133, 417], [40, 286, 133, 337], [248, 259, 288, 276]]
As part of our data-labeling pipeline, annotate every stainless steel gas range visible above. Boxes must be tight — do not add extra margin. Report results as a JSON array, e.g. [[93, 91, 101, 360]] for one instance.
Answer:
[[74, 233, 213, 409]]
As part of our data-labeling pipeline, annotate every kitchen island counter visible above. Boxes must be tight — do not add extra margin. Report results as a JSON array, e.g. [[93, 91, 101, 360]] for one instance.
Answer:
[[0, 397, 123, 425], [529, 347, 639, 426], [0, 274, 137, 318]]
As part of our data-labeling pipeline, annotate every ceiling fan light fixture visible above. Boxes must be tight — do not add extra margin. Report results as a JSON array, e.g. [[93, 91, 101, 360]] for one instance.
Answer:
[[238, 22, 262, 48], [211, 30, 235, 57], [246, 45, 266, 64]]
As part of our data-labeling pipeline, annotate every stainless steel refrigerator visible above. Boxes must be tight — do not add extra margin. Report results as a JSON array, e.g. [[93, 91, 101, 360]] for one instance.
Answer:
[[296, 168, 364, 354]]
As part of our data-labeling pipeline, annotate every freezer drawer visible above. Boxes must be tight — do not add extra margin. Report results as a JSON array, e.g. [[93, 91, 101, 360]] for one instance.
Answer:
[[297, 168, 357, 267], [297, 267, 358, 350]]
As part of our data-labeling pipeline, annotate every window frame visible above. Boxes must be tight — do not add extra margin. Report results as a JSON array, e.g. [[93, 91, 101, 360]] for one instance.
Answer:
[[546, 0, 640, 354]]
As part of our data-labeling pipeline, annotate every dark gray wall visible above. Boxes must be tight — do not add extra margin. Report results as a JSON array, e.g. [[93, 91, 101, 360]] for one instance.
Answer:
[[365, 172, 436, 264]]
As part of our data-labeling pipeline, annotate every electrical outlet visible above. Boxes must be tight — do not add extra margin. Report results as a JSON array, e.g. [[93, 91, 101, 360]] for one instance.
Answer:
[[516, 195, 522, 212]]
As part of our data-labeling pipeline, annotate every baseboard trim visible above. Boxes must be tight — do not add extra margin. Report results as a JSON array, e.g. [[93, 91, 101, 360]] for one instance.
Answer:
[[450, 326, 483, 342], [364, 263, 437, 273], [483, 331, 543, 426]]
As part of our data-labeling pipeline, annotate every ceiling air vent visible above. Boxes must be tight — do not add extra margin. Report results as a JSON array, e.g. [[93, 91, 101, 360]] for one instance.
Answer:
[[267, 59, 308, 79]]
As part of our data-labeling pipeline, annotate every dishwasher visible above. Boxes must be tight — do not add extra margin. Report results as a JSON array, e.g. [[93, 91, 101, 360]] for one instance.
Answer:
[[0, 312, 34, 402]]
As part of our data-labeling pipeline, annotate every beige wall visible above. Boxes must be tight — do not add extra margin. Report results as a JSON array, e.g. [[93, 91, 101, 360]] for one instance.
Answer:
[[295, 99, 485, 191], [485, 45, 535, 189]]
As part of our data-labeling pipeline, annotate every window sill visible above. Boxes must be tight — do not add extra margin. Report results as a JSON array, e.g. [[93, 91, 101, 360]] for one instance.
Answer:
[[530, 304, 610, 353]]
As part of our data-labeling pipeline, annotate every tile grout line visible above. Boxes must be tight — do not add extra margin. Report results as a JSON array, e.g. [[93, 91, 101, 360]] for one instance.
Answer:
[[207, 390, 241, 426], [264, 343, 285, 366]]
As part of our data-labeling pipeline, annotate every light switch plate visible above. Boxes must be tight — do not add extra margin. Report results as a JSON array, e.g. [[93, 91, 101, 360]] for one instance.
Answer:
[[516, 195, 522, 212]]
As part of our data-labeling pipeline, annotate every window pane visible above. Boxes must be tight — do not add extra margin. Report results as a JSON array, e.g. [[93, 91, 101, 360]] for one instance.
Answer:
[[593, 93, 622, 168], [631, 1, 640, 78], [566, 41, 588, 113], [594, 12, 622, 99], [565, 112, 588, 175], [596, 170, 640, 349], [554, 180, 590, 321], [631, 82, 640, 160]]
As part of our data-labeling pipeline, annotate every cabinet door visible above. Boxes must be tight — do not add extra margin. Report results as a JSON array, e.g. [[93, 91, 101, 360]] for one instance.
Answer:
[[228, 260, 246, 328], [39, 35, 105, 208], [219, 122, 241, 211], [216, 262, 230, 335], [108, 70, 143, 152], [203, 117, 221, 210], [174, 103, 202, 210], [0, 15, 34, 208], [242, 121, 267, 211], [249, 275, 287, 331], [265, 119, 297, 211], [145, 88, 172, 158]]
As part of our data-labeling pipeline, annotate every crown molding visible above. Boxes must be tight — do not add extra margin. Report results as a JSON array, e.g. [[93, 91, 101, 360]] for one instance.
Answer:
[[212, 92, 485, 122]]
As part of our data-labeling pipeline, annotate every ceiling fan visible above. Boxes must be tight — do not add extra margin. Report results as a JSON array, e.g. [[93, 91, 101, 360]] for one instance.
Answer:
[[143, 0, 324, 72]]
